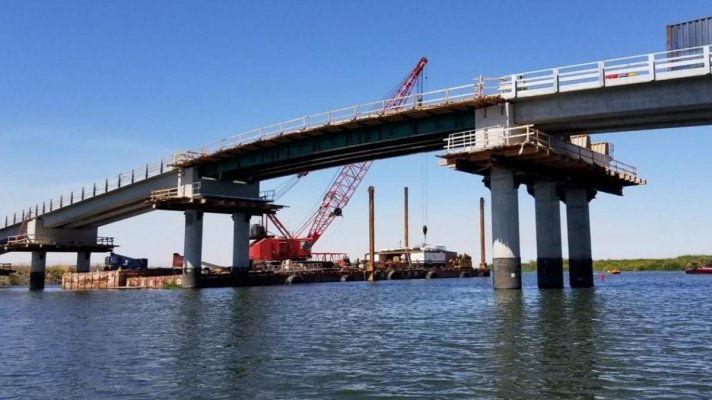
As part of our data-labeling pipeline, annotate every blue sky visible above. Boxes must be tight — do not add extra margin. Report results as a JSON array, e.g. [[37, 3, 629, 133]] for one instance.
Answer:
[[1, 1, 710, 266]]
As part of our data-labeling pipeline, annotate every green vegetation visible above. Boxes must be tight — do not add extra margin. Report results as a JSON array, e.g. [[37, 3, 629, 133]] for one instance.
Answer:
[[161, 281, 181, 290], [521, 255, 710, 272], [0, 263, 103, 286]]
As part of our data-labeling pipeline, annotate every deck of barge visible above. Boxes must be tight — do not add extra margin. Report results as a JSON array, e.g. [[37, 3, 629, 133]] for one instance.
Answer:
[[61, 266, 490, 290]]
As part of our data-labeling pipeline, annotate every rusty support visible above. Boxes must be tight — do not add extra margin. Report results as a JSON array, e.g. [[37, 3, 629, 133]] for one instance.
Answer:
[[368, 186, 375, 281], [404, 187, 409, 248]]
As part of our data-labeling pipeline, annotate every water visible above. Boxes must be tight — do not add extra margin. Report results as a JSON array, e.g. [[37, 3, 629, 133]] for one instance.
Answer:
[[1, 272, 712, 399]]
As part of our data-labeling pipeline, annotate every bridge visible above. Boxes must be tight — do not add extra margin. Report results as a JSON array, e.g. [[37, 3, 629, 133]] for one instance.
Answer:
[[2, 45, 711, 290]]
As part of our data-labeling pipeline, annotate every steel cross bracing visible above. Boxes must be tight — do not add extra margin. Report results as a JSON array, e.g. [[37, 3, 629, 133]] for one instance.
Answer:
[[3, 44, 712, 229]]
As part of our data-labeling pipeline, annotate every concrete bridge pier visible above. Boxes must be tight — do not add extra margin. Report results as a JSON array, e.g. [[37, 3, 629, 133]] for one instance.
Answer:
[[566, 188, 595, 288], [183, 209, 204, 288], [490, 167, 522, 289], [533, 180, 564, 289], [76, 252, 91, 273], [30, 251, 46, 290], [232, 212, 250, 270]]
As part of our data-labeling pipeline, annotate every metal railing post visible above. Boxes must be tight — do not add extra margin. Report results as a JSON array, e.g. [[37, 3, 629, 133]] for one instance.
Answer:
[[598, 61, 605, 87], [81, 187, 85, 201], [59, 195, 63, 208], [42, 202, 46, 214], [50, 199, 53, 211], [511, 74, 517, 98], [105, 179, 109, 192], [648, 54, 656, 81], [117, 174, 121, 188], [13, 213, 16, 224], [131, 170, 135, 184], [553, 68, 560, 92], [145, 164, 149, 179], [70, 192, 74, 204], [704, 45, 711, 73], [93, 183, 97, 197], [160, 160, 164, 174]]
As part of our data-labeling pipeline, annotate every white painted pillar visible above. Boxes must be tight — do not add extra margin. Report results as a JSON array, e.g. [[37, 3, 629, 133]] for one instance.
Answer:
[[30, 251, 46, 290], [76, 252, 91, 273], [232, 212, 250, 270], [183, 209, 204, 288], [490, 167, 521, 289], [534, 180, 564, 288], [566, 188, 594, 288]]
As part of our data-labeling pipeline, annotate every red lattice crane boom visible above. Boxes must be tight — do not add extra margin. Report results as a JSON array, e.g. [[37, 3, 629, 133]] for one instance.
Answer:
[[249, 57, 428, 265]]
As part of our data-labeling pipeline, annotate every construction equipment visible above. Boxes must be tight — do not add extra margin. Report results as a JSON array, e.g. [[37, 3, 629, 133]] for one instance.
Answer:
[[249, 57, 428, 269], [105, 252, 148, 270]]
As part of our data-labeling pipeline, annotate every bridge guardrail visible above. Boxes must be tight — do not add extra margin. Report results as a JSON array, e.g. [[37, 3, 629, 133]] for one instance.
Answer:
[[1, 234, 115, 247], [498, 45, 712, 99], [6, 45, 709, 228]]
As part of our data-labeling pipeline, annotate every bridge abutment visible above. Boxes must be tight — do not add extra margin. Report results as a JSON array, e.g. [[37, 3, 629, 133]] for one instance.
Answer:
[[566, 188, 595, 288], [490, 167, 522, 289], [232, 212, 250, 270], [76, 251, 91, 273], [30, 251, 46, 290], [182, 209, 204, 289], [533, 180, 564, 289]]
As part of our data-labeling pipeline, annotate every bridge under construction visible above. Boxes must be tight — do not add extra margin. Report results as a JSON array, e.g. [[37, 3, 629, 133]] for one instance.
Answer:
[[2, 44, 712, 289]]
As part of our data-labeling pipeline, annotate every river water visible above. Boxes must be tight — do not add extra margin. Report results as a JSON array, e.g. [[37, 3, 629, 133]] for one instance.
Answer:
[[1, 271, 711, 399]]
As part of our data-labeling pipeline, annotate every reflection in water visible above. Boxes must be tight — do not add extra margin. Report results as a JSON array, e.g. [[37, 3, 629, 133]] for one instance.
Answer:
[[2, 273, 712, 398], [492, 290, 526, 398]]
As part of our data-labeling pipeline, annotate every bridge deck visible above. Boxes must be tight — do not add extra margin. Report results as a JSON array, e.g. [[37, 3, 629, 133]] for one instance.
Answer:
[[172, 96, 504, 171]]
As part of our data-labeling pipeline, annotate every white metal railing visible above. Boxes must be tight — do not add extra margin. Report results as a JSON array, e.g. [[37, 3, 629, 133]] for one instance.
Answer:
[[1, 81, 500, 229], [444, 125, 639, 177], [171, 81, 500, 165], [6, 45, 706, 228], [498, 45, 712, 99], [3, 154, 178, 229], [1, 234, 115, 247], [149, 182, 202, 201]]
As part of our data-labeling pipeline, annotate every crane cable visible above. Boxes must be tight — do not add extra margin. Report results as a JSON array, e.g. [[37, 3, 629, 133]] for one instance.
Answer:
[[421, 153, 428, 246]]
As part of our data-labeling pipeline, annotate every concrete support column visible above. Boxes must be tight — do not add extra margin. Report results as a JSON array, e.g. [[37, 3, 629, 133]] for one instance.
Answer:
[[490, 167, 521, 289], [76, 252, 91, 273], [534, 180, 564, 288], [183, 209, 204, 289], [232, 212, 250, 270], [30, 251, 46, 290], [566, 188, 594, 288]]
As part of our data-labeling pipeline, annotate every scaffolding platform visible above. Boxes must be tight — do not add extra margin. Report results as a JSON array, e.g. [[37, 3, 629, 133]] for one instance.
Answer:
[[440, 125, 645, 195]]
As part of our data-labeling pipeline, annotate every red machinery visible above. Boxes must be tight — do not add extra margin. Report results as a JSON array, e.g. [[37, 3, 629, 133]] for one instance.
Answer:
[[249, 57, 428, 267]]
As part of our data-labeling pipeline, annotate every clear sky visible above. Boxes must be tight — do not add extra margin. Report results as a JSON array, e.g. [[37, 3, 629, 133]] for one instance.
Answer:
[[1, 1, 710, 266]]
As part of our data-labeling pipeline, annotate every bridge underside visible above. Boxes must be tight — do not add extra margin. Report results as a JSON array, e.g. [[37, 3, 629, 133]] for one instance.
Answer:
[[191, 103, 482, 182], [515, 76, 712, 134]]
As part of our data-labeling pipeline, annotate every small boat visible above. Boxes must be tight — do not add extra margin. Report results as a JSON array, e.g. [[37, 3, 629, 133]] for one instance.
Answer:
[[606, 268, 621, 275], [686, 261, 712, 274]]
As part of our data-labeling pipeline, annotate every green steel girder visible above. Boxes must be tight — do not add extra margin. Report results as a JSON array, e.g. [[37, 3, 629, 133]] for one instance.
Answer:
[[199, 110, 475, 181]]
